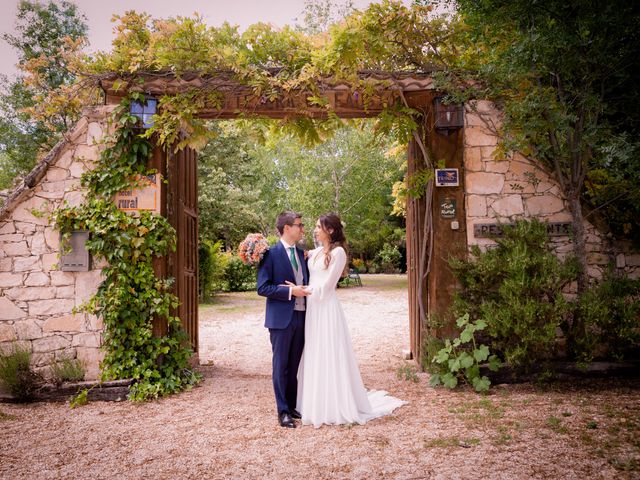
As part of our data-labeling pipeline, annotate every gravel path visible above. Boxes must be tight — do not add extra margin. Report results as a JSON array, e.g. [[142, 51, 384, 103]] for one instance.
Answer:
[[1, 274, 639, 479]]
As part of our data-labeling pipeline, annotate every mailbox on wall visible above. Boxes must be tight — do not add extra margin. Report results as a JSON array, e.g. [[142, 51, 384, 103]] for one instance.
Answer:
[[60, 230, 91, 272]]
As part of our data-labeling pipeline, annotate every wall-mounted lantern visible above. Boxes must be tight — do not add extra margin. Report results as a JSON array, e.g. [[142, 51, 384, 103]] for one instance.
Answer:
[[130, 97, 157, 129], [60, 231, 91, 272], [434, 96, 464, 133]]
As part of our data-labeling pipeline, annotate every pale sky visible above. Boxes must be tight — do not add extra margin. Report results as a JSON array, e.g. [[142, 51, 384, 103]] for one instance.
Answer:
[[0, 0, 412, 79]]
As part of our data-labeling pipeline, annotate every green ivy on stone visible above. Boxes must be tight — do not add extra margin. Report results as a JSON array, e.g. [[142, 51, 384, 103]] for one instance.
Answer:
[[54, 93, 200, 401]]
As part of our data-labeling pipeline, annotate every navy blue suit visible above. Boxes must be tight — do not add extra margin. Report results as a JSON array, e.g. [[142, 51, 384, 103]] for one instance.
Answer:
[[257, 241, 309, 414]]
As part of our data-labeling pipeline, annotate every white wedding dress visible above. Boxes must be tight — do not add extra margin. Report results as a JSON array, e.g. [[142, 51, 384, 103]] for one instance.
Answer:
[[296, 246, 407, 428]]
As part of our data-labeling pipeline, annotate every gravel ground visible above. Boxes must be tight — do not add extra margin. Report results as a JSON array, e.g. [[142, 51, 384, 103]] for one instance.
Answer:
[[1, 274, 639, 479]]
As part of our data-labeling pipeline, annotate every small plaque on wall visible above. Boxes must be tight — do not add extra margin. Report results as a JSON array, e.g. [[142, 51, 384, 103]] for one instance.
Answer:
[[60, 230, 91, 271], [435, 168, 459, 187], [440, 198, 456, 218], [114, 174, 161, 214]]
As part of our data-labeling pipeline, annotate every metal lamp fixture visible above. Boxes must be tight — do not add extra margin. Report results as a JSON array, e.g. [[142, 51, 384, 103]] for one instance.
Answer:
[[130, 97, 158, 129], [434, 96, 464, 133]]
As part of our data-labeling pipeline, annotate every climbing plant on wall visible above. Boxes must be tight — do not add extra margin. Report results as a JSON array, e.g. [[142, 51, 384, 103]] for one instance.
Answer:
[[54, 94, 199, 401]]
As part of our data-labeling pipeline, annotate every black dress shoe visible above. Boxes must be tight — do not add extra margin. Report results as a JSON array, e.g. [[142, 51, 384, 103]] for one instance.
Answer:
[[278, 412, 296, 428], [290, 409, 302, 420]]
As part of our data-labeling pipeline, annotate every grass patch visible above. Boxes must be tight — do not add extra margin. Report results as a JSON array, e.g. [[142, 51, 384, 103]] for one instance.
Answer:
[[546, 415, 569, 434], [396, 363, 419, 383], [0, 410, 16, 421], [50, 357, 85, 385]]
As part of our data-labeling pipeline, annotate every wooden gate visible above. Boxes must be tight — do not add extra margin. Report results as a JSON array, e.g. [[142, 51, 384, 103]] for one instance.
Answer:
[[167, 145, 199, 357]]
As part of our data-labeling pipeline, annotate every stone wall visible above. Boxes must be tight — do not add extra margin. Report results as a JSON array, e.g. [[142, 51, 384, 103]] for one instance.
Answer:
[[463, 100, 639, 280], [0, 106, 115, 379]]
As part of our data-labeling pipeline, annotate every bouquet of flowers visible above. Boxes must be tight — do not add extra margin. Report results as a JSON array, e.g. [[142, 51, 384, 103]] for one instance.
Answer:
[[238, 233, 270, 267]]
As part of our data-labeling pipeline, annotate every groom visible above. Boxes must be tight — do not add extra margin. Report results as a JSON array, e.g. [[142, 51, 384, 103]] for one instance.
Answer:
[[257, 211, 310, 428]]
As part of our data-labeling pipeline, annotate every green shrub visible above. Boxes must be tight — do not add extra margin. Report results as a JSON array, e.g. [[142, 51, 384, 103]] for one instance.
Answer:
[[199, 240, 228, 301], [224, 255, 257, 291], [450, 219, 578, 372], [0, 345, 41, 401], [50, 356, 86, 386], [573, 271, 640, 362], [375, 243, 402, 273]]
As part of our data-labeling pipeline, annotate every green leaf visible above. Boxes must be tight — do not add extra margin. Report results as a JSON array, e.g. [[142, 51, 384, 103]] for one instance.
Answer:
[[442, 373, 458, 389], [456, 313, 470, 328], [429, 374, 441, 387], [472, 376, 491, 392], [459, 352, 475, 369], [473, 345, 490, 362]]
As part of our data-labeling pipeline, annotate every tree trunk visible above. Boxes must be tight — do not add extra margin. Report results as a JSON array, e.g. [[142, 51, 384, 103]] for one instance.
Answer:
[[567, 193, 588, 355], [567, 194, 588, 294]]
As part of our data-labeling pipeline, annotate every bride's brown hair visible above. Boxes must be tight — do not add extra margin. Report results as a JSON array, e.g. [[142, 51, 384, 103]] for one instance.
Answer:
[[318, 213, 348, 271]]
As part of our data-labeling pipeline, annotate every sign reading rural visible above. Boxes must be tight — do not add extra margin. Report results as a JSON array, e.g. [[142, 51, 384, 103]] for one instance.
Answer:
[[114, 174, 161, 214]]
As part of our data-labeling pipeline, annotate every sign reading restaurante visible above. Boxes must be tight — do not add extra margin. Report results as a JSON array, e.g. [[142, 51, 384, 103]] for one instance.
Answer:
[[474, 222, 572, 238]]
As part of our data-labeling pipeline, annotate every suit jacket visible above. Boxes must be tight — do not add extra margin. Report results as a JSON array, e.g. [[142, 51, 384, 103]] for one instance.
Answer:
[[257, 241, 310, 329]]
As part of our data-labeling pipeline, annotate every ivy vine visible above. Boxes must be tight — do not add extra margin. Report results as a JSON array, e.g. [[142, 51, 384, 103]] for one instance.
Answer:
[[54, 93, 200, 401]]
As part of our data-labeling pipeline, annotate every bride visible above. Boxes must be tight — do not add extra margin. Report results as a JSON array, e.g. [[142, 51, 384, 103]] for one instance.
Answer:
[[295, 212, 406, 428]]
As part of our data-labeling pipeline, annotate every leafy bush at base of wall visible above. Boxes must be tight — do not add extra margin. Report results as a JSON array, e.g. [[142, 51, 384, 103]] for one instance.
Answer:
[[0, 345, 41, 402], [574, 271, 640, 362], [450, 219, 578, 372]]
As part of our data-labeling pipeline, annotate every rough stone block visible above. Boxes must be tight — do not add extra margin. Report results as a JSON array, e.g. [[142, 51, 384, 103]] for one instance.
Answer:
[[502, 182, 535, 194], [464, 126, 498, 147], [87, 314, 103, 331], [464, 147, 483, 172], [50, 271, 75, 286], [466, 195, 487, 217], [62, 190, 85, 207], [42, 253, 59, 271], [72, 332, 101, 348], [0, 222, 16, 234], [24, 272, 50, 286], [32, 352, 55, 367], [28, 298, 74, 316], [0, 272, 23, 288], [29, 232, 48, 254], [69, 162, 87, 178], [15, 221, 36, 234], [46, 167, 69, 182], [13, 256, 41, 272], [14, 319, 43, 340], [12, 197, 49, 226], [74, 145, 99, 162], [44, 227, 60, 250], [0, 324, 17, 342], [484, 160, 509, 174], [0, 233, 25, 243], [625, 254, 640, 267], [32, 335, 70, 353], [56, 286, 75, 298], [75, 270, 104, 305], [3, 241, 30, 256], [76, 347, 104, 380], [56, 148, 75, 169], [5, 286, 56, 302], [43, 314, 85, 333], [616, 253, 626, 268], [0, 297, 27, 320], [0, 257, 11, 271], [489, 195, 525, 217], [525, 195, 565, 216], [87, 122, 103, 144], [465, 172, 505, 194]]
